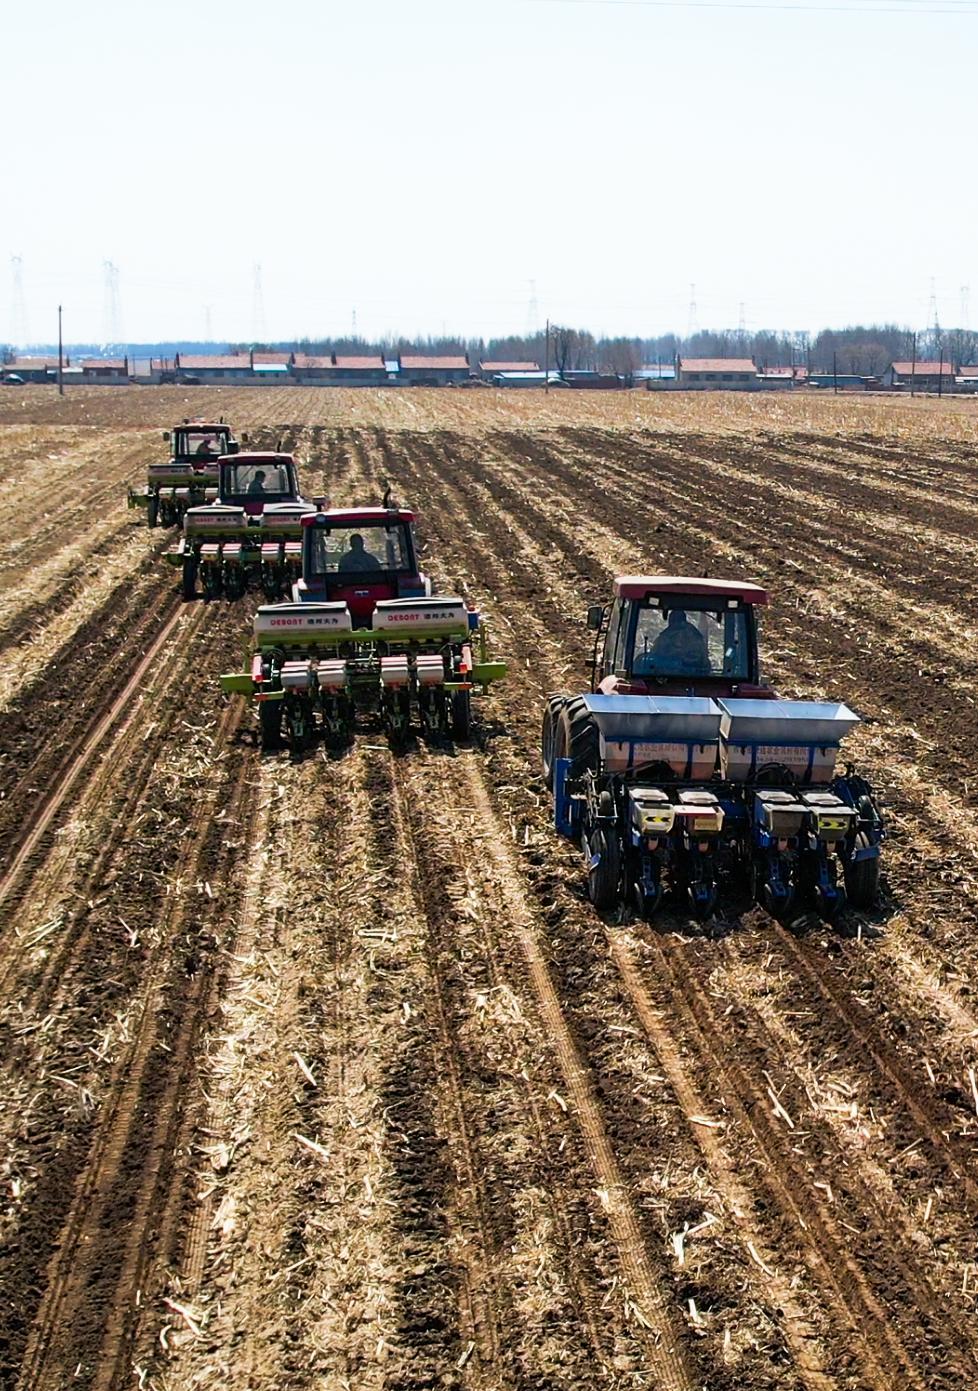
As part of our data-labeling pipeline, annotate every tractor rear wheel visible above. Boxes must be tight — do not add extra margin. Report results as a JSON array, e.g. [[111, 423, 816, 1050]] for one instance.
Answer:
[[181, 555, 198, 602], [451, 688, 472, 740], [147, 493, 159, 528], [559, 698, 599, 779], [259, 700, 283, 751], [844, 833, 881, 908], [541, 693, 568, 788]]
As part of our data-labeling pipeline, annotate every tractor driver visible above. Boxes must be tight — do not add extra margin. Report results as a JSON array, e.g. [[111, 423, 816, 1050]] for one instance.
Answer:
[[338, 533, 382, 572], [649, 608, 710, 674], [195, 435, 218, 456], [247, 469, 268, 496]]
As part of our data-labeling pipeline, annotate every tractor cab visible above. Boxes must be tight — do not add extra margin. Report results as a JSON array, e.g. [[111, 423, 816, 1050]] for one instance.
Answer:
[[217, 452, 306, 515], [167, 419, 241, 474], [295, 507, 430, 626], [592, 576, 774, 699]]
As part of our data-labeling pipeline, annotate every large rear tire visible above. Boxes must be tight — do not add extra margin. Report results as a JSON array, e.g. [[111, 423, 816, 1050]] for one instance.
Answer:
[[541, 693, 568, 788], [559, 698, 599, 779], [844, 833, 881, 909]]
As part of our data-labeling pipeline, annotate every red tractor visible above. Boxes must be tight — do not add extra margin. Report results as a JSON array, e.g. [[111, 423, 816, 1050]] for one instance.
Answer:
[[168, 452, 315, 600], [543, 576, 883, 921], [220, 499, 506, 750], [128, 419, 243, 528]]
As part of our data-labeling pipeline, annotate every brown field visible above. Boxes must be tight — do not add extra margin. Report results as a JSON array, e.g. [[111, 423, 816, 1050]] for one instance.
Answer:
[[2, 384, 978, 1391]]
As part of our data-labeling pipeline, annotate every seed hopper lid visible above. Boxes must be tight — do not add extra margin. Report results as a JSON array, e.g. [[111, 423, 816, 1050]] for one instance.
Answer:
[[718, 699, 860, 746], [581, 694, 722, 743]]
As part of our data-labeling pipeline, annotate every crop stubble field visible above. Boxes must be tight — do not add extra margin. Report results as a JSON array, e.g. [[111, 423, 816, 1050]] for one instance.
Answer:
[[1, 385, 977, 1390]]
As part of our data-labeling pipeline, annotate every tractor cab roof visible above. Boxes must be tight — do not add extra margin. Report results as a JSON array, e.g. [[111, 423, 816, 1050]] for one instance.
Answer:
[[301, 507, 416, 527], [225, 451, 295, 467], [178, 420, 234, 431], [614, 575, 768, 605]]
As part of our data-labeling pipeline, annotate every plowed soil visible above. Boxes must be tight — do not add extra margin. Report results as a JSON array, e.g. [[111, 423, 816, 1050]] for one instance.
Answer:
[[2, 385, 978, 1390]]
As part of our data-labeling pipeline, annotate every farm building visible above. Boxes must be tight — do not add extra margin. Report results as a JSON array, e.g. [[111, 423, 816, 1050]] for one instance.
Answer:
[[2, 357, 59, 383], [173, 354, 254, 383], [884, 361, 955, 390], [955, 365, 978, 391], [756, 366, 797, 389], [491, 371, 564, 388], [398, 355, 470, 386], [677, 358, 757, 389], [292, 354, 390, 385], [480, 359, 539, 380], [78, 358, 129, 384], [808, 373, 873, 390]]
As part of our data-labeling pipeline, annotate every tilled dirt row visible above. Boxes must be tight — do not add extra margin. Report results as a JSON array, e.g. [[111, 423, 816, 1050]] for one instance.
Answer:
[[5, 403, 978, 1390], [373, 425, 978, 1388]]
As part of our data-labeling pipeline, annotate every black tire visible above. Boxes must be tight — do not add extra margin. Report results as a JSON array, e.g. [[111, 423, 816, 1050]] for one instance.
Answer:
[[259, 699, 283, 750], [844, 833, 881, 908], [181, 554, 198, 602], [541, 693, 568, 788], [146, 493, 159, 528], [587, 824, 620, 909], [559, 698, 599, 779], [451, 688, 472, 740]]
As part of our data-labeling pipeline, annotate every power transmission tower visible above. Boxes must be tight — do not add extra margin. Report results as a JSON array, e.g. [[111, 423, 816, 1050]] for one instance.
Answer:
[[738, 301, 746, 337], [960, 285, 970, 331], [928, 276, 940, 344], [687, 283, 698, 340], [102, 261, 122, 346], [352, 307, 358, 338], [252, 263, 266, 343], [10, 256, 29, 347]]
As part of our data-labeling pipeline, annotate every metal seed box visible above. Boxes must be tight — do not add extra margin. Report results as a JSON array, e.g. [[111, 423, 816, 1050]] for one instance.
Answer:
[[583, 695, 722, 780], [718, 699, 861, 783]]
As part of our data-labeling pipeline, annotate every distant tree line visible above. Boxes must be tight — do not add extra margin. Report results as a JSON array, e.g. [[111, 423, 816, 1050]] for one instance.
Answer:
[[18, 324, 978, 373], [242, 323, 978, 375]]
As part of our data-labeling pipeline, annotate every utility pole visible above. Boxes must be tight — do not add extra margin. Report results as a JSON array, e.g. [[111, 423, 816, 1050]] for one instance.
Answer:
[[57, 305, 64, 396], [544, 318, 549, 395], [910, 331, 917, 398], [832, 350, 838, 396], [939, 342, 945, 399]]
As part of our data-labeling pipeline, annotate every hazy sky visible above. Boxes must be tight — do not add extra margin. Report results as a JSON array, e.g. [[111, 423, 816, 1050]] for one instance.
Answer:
[[4, 0, 978, 345]]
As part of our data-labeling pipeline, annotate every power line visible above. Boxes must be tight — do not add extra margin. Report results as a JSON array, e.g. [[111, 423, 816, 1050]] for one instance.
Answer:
[[527, 0, 978, 14]]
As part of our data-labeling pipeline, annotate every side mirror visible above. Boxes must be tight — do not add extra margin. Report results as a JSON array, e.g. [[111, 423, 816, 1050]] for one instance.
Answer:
[[162, 431, 170, 442], [241, 432, 249, 445], [228, 441, 240, 455], [586, 605, 605, 631], [313, 496, 327, 511]]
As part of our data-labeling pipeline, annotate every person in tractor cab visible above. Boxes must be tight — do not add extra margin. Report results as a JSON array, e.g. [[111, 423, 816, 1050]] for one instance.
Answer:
[[339, 534, 382, 571], [649, 608, 710, 674], [195, 436, 218, 456], [247, 469, 267, 496]]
